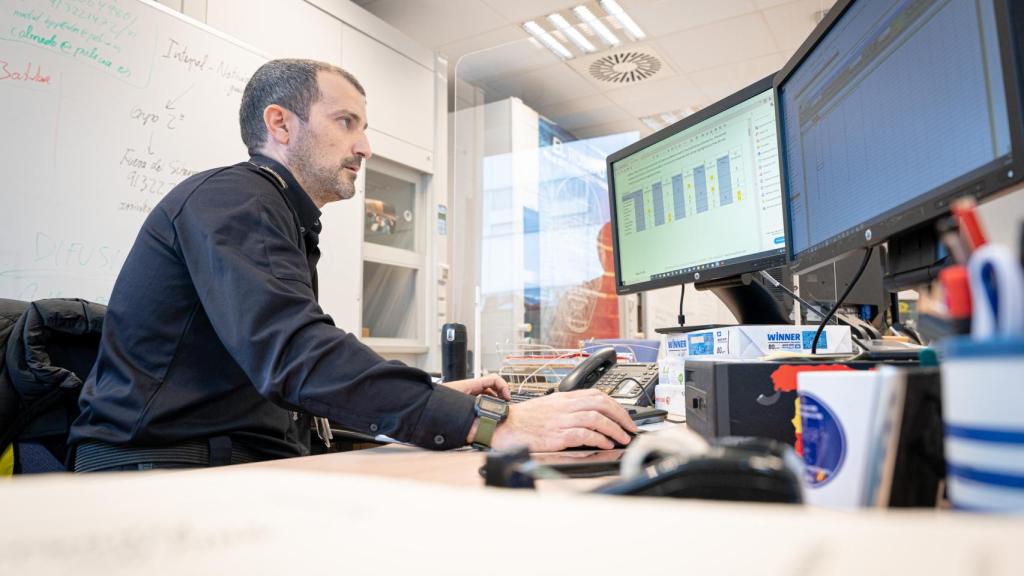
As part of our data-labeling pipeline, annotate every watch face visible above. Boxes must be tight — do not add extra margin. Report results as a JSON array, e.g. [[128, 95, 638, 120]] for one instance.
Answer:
[[477, 395, 509, 418]]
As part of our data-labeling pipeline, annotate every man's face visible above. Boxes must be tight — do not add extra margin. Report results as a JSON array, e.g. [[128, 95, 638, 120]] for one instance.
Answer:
[[286, 71, 371, 205]]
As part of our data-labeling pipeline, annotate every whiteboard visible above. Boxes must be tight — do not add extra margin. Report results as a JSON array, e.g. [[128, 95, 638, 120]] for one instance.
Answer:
[[0, 0, 267, 304]]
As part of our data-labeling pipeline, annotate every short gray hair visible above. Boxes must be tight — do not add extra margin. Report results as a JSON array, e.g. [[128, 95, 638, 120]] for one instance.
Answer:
[[239, 58, 365, 153]]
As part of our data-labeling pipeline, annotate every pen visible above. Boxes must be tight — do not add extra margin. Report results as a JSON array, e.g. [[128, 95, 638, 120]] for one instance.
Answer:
[[938, 265, 971, 335], [967, 244, 1024, 339], [952, 198, 988, 252]]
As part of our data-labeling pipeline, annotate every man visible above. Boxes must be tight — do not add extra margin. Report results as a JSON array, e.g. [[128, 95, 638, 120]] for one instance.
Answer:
[[69, 59, 635, 472]]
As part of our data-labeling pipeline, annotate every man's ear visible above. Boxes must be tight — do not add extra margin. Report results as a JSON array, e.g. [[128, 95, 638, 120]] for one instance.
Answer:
[[263, 104, 290, 145]]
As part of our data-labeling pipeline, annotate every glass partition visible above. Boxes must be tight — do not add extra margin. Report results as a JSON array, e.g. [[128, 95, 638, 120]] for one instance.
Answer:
[[453, 38, 640, 373]]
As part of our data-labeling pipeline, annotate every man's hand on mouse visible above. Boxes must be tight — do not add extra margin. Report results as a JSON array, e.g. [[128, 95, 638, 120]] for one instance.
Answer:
[[486, 389, 638, 452]]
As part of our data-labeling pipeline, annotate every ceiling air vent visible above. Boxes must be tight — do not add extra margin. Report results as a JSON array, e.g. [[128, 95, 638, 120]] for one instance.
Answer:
[[588, 50, 662, 84]]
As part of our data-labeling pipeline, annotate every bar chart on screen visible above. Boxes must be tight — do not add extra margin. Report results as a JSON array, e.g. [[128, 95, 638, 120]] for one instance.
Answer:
[[618, 149, 745, 236]]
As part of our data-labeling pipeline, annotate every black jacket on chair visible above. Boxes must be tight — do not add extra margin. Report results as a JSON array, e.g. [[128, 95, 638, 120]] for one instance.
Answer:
[[0, 298, 105, 469], [0, 299, 30, 439]]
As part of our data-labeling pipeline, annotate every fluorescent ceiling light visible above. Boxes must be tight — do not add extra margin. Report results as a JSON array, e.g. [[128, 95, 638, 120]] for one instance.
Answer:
[[643, 108, 696, 132], [547, 13, 596, 54], [599, 0, 647, 40], [572, 5, 620, 46], [523, 20, 573, 60], [640, 116, 663, 131]]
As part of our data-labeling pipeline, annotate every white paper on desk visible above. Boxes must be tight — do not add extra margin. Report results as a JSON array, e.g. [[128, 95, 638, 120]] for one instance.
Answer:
[[1, 467, 1024, 575]]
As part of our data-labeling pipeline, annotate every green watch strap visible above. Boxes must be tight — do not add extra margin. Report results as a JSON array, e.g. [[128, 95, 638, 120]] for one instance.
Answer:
[[472, 415, 499, 450]]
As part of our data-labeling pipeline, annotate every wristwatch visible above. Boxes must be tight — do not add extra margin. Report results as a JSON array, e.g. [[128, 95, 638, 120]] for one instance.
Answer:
[[471, 395, 509, 450]]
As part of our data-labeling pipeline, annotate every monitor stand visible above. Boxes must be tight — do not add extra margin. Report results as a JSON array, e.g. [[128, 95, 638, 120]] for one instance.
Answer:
[[655, 273, 789, 334], [883, 224, 948, 291]]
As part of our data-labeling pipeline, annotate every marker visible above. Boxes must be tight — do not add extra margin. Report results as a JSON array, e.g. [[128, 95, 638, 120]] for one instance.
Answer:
[[951, 197, 987, 252], [939, 265, 972, 335]]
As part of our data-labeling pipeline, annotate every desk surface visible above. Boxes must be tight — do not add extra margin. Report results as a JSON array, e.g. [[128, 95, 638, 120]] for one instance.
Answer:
[[244, 419, 687, 488], [242, 444, 620, 491], [243, 444, 488, 486], [5, 449, 1024, 576]]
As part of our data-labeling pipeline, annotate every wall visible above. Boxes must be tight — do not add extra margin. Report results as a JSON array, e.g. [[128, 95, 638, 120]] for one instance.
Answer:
[[977, 182, 1024, 260]]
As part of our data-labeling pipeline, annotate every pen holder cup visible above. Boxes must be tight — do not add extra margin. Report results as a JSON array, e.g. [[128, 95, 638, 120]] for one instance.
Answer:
[[941, 336, 1024, 512]]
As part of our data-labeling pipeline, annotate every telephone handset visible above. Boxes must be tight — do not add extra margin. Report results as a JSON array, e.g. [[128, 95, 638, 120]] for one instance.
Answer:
[[558, 347, 618, 392], [557, 347, 659, 406]]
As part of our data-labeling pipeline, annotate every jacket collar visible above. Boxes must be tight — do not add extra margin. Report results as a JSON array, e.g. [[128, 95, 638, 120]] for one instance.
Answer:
[[249, 154, 322, 235]]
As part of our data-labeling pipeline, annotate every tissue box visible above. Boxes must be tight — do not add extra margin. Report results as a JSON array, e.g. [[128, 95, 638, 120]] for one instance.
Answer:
[[657, 355, 686, 386], [655, 356, 687, 419], [654, 383, 686, 418], [663, 325, 852, 358]]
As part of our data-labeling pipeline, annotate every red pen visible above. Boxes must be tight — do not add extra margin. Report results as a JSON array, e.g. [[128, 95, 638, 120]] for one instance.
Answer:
[[951, 198, 988, 252], [939, 265, 972, 335]]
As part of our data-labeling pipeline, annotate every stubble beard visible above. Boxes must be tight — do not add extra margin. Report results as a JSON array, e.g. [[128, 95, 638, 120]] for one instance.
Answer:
[[288, 129, 357, 205]]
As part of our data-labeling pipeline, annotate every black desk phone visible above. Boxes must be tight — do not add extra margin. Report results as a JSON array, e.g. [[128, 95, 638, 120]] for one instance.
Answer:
[[558, 347, 658, 406]]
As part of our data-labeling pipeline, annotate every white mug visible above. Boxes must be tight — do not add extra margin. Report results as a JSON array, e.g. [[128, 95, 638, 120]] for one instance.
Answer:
[[941, 336, 1024, 512]]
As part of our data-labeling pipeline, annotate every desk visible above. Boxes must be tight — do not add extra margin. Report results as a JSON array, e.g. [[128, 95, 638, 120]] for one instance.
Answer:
[[243, 444, 618, 491], [243, 444, 487, 487], [244, 419, 687, 489], [3, 443, 1024, 575]]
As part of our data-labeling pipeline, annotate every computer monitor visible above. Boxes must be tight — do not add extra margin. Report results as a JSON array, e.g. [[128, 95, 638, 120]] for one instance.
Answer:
[[606, 75, 787, 296], [776, 0, 1024, 276]]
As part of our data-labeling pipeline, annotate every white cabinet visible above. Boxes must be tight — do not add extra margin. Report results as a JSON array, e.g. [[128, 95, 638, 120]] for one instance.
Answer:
[[204, 1, 435, 174], [341, 26, 436, 173], [204, 0, 343, 63]]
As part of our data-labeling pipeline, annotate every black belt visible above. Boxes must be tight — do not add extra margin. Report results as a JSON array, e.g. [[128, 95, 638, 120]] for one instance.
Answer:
[[73, 437, 259, 472]]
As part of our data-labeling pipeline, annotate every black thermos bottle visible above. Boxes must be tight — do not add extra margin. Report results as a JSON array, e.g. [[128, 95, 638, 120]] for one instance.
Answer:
[[441, 323, 468, 382]]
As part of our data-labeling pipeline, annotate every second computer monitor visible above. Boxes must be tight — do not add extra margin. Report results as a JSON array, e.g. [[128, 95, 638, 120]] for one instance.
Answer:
[[607, 75, 786, 295], [777, 0, 1024, 273]]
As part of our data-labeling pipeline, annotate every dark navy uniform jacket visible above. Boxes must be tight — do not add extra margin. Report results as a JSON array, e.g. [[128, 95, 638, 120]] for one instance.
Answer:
[[69, 155, 475, 459]]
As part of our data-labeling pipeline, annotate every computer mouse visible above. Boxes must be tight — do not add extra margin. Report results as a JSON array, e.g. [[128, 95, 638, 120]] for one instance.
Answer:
[[626, 406, 667, 425], [594, 443, 803, 504], [612, 429, 644, 449]]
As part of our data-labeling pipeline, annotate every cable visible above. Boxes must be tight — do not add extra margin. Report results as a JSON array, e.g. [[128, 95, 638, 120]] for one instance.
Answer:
[[639, 376, 656, 407], [887, 291, 923, 345], [890, 291, 901, 326], [812, 246, 875, 354], [677, 282, 686, 327], [513, 349, 581, 395], [757, 269, 833, 321], [758, 270, 881, 340]]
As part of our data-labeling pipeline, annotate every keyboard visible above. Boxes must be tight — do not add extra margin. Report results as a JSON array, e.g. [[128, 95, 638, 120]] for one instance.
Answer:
[[510, 391, 548, 404]]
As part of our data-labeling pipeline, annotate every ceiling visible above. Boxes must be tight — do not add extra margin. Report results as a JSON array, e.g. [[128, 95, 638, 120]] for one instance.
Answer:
[[353, 0, 836, 139]]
